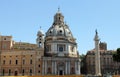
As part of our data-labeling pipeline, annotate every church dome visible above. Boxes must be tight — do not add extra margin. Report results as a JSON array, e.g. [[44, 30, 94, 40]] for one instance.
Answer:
[[44, 9, 78, 57], [46, 11, 74, 39], [46, 24, 73, 38]]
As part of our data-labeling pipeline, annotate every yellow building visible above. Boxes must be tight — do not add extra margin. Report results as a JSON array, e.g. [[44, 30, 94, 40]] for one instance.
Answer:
[[0, 35, 44, 76]]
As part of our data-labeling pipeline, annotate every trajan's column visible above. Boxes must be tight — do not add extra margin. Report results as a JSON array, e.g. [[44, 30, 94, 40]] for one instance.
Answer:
[[94, 30, 101, 76]]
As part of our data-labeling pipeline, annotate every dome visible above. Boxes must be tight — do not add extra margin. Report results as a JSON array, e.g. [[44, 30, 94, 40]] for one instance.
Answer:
[[46, 11, 74, 39], [37, 28, 44, 36], [46, 24, 73, 38]]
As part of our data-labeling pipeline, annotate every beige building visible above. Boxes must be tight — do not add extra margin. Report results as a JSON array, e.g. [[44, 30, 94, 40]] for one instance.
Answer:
[[0, 9, 81, 76], [86, 42, 120, 75], [0, 35, 44, 76]]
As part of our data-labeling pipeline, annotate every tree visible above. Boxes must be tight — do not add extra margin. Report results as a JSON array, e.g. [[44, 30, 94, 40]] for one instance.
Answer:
[[113, 48, 120, 62], [113, 48, 120, 74], [80, 54, 86, 74]]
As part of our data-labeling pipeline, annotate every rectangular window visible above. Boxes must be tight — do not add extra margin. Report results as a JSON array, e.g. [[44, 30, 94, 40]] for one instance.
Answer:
[[38, 64, 40, 67], [46, 45, 51, 51], [16, 60, 18, 65], [22, 69, 24, 76], [3, 44, 7, 49], [9, 60, 11, 64], [57, 44, 66, 52], [30, 69, 32, 76], [70, 46, 74, 52], [23, 59, 25, 65], [30, 60, 32, 64], [3, 69, 4, 76], [3, 60, 5, 65], [9, 69, 11, 75], [38, 70, 40, 73]]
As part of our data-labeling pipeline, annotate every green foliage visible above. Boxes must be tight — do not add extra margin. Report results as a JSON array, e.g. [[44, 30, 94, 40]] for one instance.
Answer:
[[79, 54, 85, 60], [113, 48, 120, 62]]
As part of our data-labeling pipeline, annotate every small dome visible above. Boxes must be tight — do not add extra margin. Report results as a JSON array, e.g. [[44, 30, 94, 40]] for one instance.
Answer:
[[38, 29, 44, 34], [37, 28, 44, 36]]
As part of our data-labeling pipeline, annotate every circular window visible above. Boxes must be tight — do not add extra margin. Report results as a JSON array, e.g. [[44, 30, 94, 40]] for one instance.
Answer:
[[60, 30, 62, 33]]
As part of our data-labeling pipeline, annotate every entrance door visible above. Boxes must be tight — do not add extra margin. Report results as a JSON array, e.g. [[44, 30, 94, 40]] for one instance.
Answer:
[[59, 70, 63, 75], [14, 71, 18, 76]]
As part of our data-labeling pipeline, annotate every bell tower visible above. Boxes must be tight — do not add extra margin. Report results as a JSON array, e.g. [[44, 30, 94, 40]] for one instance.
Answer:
[[36, 27, 44, 48]]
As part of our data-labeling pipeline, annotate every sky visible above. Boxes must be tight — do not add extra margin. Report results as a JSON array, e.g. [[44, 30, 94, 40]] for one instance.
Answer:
[[0, 0, 120, 54]]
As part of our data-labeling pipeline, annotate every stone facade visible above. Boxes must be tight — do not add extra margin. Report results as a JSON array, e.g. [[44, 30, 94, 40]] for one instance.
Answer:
[[85, 42, 120, 75], [0, 10, 80, 76], [0, 36, 43, 76]]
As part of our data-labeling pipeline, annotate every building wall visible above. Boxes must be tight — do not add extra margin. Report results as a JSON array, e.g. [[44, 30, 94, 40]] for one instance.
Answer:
[[85, 42, 119, 75], [1, 51, 36, 76], [0, 36, 13, 50], [42, 57, 80, 75], [0, 36, 43, 76]]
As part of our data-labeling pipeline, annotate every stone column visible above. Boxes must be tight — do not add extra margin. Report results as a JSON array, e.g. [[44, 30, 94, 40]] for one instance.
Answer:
[[94, 30, 101, 76], [52, 60, 54, 74], [55, 60, 57, 75], [65, 61, 68, 75], [75, 61, 77, 74], [42, 60, 44, 75], [77, 60, 80, 75], [68, 61, 70, 74], [45, 60, 47, 75]]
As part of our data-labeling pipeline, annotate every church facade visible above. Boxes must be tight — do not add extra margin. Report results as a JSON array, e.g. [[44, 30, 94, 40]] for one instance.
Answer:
[[0, 10, 80, 76], [41, 10, 80, 75]]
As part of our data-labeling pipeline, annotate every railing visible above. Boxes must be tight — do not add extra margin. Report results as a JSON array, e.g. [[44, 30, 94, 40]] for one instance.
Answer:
[[0, 75, 85, 77]]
